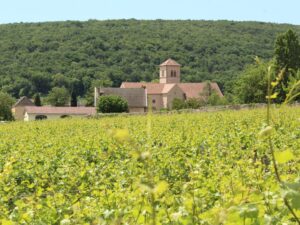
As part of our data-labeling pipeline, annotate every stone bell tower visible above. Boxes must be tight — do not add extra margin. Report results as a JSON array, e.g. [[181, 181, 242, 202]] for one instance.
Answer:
[[159, 58, 181, 84]]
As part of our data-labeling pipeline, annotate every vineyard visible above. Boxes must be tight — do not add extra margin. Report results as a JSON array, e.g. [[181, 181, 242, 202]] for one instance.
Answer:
[[0, 107, 299, 224]]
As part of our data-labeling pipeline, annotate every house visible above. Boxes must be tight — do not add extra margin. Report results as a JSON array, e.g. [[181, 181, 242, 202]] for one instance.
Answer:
[[11, 96, 35, 120], [120, 58, 223, 110], [23, 106, 96, 121], [12, 96, 96, 121], [94, 87, 147, 112]]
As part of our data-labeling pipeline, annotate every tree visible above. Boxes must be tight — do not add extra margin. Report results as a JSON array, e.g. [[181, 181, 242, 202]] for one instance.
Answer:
[[47, 87, 70, 106], [275, 29, 300, 72], [70, 92, 77, 107], [274, 29, 300, 101], [97, 95, 129, 113], [31, 73, 51, 94], [0, 92, 15, 121], [233, 61, 269, 103], [284, 70, 300, 103], [51, 73, 70, 89], [34, 93, 42, 106]]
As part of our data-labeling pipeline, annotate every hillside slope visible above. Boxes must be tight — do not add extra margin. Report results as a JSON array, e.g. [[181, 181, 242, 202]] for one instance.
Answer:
[[0, 20, 299, 97]]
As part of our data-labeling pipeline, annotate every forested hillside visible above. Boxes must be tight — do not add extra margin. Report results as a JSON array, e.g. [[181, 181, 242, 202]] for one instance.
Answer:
[[0, 19, 299, 98]]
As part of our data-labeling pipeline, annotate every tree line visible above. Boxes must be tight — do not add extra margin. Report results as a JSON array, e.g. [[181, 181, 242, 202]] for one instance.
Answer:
[[0, 20, 299, 98], [0, 20, 300, 119]]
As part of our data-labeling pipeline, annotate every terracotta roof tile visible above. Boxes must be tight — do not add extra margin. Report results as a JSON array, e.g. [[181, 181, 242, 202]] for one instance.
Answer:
[[121, 82, 167, 94], [178, 83, 223, 99], [24, 106, 96, 115], [13, 96, 35, 107], [121, 82, 223, 98], [160, 58, 181, 66], [162, 84, 176, 93]]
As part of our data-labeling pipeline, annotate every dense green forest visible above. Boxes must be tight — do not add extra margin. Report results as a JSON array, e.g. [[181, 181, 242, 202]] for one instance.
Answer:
[[0, 19, 299, 99]]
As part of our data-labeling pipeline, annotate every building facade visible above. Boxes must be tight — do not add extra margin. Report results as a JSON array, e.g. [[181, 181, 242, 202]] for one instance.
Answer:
[[120, 59, 223, 110], [12, 97, 96, 121], [23, 106, 96, 121], [12, 96, 35, 120]]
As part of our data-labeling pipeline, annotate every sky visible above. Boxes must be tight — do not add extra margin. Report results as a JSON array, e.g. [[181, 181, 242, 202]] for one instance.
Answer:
[[0, 0, 299, 25]]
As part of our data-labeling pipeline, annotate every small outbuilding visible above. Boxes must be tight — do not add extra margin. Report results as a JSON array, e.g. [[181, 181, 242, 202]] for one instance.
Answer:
[[11, 96, 35, 120], [12, 96, 97, 121], [23, 106, 96, 121]]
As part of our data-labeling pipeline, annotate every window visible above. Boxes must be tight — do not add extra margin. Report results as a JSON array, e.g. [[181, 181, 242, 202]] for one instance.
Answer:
[[35, 115, 47, 120], [60, 115, 71, 119], [170, 70, 176, 77]]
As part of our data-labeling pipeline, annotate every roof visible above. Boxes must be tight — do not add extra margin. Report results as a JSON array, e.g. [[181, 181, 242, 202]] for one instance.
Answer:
[[98, 88, 147, 107], [13, 96, 35, 107], [178, 83, 224, 99], [121, 82, 223, 98], [121, 82, 177, 94], [24, 106, 96, 115], [160, 58, 181, 67]]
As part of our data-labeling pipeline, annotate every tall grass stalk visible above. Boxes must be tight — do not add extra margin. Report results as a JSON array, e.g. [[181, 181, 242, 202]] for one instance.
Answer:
[[266, 66, 300, 224]]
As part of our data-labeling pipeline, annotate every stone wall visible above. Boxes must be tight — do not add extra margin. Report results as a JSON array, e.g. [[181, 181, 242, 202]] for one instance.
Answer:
[[91, 103, 300, 119]]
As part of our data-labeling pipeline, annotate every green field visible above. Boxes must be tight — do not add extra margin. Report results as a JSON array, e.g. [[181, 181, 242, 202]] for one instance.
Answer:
[[0, 107, 299, 224]]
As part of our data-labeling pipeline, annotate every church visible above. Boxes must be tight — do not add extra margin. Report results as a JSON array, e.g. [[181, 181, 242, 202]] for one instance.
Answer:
[[95, 58, 223, 112]]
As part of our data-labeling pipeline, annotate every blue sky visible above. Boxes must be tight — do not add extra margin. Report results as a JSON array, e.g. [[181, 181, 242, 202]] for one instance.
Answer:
[[0, 0, 299, 25]]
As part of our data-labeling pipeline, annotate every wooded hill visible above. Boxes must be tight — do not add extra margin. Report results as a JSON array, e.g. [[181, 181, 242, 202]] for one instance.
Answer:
[[0, 19, 299, 98]]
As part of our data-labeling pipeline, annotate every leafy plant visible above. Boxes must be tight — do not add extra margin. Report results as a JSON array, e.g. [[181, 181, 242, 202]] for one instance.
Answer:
[[0, 92, 15, 121], [0, 106, 299, 224], [260, 65, 300, 224], [97, 95, 129, 113]]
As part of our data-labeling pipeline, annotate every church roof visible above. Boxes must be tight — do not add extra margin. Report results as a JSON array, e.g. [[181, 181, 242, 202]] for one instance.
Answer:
[[13, 96, 35, 107], [121, 82, 223, 98], [99, 87, 147, 107], [160, 58, 181, 66], [178, 83, 223, 99], [121, 82, 177, 94]]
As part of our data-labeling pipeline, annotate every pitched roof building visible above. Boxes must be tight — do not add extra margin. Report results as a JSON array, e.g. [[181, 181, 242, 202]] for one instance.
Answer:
[[12, 96, 97, 121], [13, 96, 35, 107], [119, 58, 223, 110], [94, 87, 147, 112], [12, 96, 35, 120], [23, 106, 96, 121], [24, 106, 96, 115]]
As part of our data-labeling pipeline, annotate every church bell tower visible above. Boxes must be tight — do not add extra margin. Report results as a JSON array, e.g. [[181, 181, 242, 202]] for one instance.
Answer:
[[159, 58, 181, 84]]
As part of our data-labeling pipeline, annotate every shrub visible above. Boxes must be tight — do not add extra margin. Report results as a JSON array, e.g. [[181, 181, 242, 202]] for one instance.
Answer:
[[172, 98, 186, 110], [97, 95, 129, 113], [186, 98, 205, 109], [172, 98, 206, 110], [207, 91, 228, 106]]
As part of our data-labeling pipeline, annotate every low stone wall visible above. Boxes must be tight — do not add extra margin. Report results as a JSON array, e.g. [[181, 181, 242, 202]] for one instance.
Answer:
[[91, 103, 300, 119]]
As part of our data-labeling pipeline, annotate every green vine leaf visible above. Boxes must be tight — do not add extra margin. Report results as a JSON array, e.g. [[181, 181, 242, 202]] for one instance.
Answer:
[[274, 149, 295, 164]]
